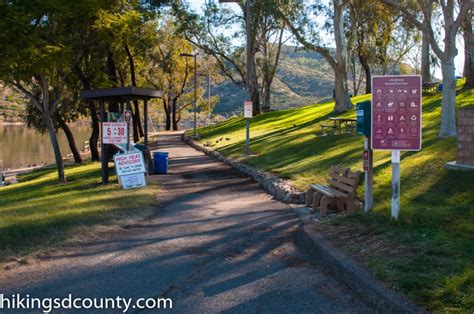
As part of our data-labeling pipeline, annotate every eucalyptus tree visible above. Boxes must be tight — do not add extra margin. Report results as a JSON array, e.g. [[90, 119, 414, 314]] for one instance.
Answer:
[[463, 15, 473, 88], [0, 0, 93, 182], [145, 19, 198, 130], [346, 0, 395, 94], [175, 1, 259, 114], [380, 0, 474, 137], [278, 0, 353, 112]]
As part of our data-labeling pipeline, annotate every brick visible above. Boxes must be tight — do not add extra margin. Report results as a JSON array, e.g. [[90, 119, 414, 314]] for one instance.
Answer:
[[458, 150, 472, 158], [464, 110, 474, 118], [460, 118, 474, 126], [458, 134, 472, 142], [466, 126, 474, 134], [458, 126, 465, 133], [458, 110, 466, 118]]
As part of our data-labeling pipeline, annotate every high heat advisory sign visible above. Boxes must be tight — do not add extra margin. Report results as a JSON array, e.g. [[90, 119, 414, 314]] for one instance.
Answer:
[[371, 75, 422, 151]]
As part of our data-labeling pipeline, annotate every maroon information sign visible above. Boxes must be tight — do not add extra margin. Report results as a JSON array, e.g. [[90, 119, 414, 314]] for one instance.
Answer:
[[371, 75, 422, 151]]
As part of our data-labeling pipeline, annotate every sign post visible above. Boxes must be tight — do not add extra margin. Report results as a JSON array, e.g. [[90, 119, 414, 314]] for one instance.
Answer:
[[372, 75, 422, 220], [357, 101, 373, 213], [391, 150, 401, 219], [363, 139, 374, 212], [244, 100, 253, 156]]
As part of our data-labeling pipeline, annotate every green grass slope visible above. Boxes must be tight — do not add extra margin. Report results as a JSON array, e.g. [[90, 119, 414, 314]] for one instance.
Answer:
[[0, 163, 157, 260], [195, 81, 474, 311]]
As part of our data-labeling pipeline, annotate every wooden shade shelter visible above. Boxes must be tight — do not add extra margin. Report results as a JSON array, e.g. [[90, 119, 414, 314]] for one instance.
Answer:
[[80, 87, 163, 184]]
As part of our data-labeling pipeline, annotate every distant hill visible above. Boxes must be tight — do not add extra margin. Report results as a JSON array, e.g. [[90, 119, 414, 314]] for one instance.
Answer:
[[0, 47, 342, 121], [0, 83, 26, 123], [212, 46, 337, 116]]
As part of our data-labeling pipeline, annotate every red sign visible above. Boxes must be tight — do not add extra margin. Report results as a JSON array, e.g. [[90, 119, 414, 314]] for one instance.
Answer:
[[124, 110, 132, 123], [371, 75, 422, 151]]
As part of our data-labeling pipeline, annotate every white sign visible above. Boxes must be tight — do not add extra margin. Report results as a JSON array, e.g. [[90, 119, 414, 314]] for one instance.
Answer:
[[244, 101, 253, 118], [102, 122, 128, 145], [120, 173, 146, 189], [114, 152, 146, 176], [124, 110, 132, 123]]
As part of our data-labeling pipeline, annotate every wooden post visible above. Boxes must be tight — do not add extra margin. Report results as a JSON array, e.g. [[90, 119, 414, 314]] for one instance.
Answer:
[[144, 99, 148, 150], [99, 101, 108, 184], [126, 101, 131, 152]]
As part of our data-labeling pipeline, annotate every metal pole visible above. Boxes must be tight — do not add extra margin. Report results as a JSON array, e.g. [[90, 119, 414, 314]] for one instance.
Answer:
[[246, 118, 250, 156], [391, 150, 401, 220], [364, 137, 373, 213], [100, 101, 108, 184], [246, 0, 252, 103], [144, 99, 148, 150], [193, 54, 197, 139], [208, 73, 211, 126]]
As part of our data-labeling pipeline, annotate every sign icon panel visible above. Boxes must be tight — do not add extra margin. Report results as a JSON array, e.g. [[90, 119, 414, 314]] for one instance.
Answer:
[[371, 75, 422, 151]]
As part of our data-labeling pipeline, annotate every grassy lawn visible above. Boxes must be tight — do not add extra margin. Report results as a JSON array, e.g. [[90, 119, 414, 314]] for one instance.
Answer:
[[195, 81, 474, 311], [0, 162, 158, 261]]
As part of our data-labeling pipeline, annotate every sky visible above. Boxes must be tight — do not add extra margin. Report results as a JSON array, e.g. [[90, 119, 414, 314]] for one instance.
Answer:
[[187, 0, 466, 79]]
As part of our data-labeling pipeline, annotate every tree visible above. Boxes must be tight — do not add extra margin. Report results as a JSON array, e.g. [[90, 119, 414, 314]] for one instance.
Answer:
[[0, 0, 88, 182], [175, 1, 261, 114], [24, 96, 85, 164], [145, 19, 204, 131], [463, 14, 474, 88], [380, 0, 474, 137], [347, 0, 395, 94], [420, 0, 433, 82], [254, 1, 289, 112], [278, 0, 353, 112]]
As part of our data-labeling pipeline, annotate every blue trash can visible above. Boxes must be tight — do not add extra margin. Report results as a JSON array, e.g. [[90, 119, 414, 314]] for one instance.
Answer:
[[153, 152, 169, 174], [438, 83, 443, 92]]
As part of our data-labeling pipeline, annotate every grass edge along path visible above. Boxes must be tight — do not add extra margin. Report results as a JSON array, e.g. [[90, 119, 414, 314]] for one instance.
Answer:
[[193, 82, 474, 312], [0, 162, 158, 261]]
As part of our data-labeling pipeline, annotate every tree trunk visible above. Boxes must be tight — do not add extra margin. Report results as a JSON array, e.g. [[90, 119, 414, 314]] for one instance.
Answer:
[[88, 101, 100, 161], [464, 17, 474, 88], [124, 44, 144, 140], [55, 112, 82, 164], [163, 99, 171, 131], [45, 114, 66, 183], [421, 0, 432, 83], [262, 80, 271, 112], [333, 0, 353, 112], [360, 52, 372, 94], [130, 106, 140, 142], [439, 55, 457, 137], [171, 99, 179, 131]]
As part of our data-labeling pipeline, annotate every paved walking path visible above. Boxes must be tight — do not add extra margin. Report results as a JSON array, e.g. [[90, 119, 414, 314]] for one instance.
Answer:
[[0, 132, 370, 313]]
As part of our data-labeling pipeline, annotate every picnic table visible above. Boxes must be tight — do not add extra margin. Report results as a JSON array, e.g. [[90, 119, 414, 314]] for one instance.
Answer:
[[422, 81, 440, 94], [321, 117, 357, 135]]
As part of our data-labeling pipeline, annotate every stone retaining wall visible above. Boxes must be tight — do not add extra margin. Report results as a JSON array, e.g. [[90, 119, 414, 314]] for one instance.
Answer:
[[457, 108, 474, 165], [182, 135, 305, 204]]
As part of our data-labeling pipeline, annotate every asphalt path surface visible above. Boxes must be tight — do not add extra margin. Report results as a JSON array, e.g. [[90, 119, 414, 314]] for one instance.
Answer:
[[0, 132, 371, 313]]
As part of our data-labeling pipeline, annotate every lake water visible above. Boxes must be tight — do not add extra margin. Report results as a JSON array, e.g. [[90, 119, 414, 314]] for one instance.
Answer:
[[0, 124, 91, 170]]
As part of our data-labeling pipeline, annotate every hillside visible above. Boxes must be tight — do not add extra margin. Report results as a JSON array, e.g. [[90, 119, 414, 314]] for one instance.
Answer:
[[212, 47, 337, 115], [0, 83, 26, 123], [194, 82, 474, 311]]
